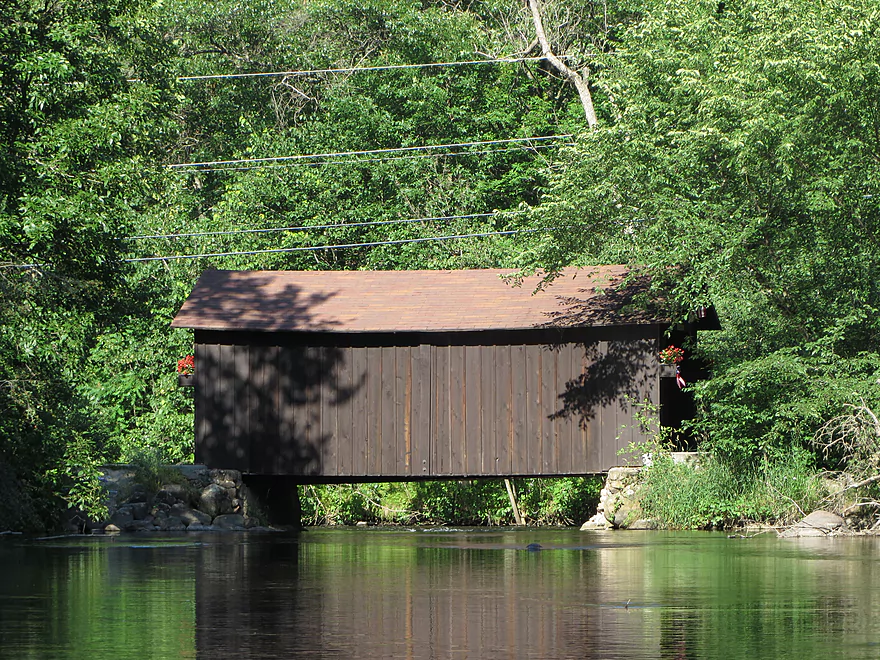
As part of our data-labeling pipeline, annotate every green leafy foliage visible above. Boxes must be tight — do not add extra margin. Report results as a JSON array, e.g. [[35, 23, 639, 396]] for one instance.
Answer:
[[639, 451, 824, 529], [528, 0, 880, 467], [0, 0, 177, 520], [300, 477, 602, 526]]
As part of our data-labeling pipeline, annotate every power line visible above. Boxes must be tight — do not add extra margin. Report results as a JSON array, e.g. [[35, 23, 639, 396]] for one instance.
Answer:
[[175, 143, 564, 173], [128, 211, 522, 240], [175, 56, 566, 81], [3, 263, 39, 270], [126, 228, 547, 262], [167, 135, 572, 169]]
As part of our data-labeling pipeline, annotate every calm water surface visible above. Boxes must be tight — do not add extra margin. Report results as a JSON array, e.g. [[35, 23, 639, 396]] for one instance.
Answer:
[[1, 528, 878, 659]]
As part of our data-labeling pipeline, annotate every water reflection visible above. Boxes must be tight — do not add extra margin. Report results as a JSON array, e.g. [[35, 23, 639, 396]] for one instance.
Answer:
[[0, 539, 196, 659], [0, 531, 878, 659]]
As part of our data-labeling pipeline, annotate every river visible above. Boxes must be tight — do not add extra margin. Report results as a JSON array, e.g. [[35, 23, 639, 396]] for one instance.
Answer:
[[1, 528, 878, 659]]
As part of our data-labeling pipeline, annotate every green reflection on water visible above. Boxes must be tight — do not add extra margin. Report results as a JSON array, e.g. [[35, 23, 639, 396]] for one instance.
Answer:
[[1, 539, 196, 660], [635, 535, 880, 659], [1, 531, 878, 659]]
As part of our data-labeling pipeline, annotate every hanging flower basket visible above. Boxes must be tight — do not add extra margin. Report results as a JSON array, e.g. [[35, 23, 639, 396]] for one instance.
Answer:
[[659, 345, 685, 379], [177, 355, 194, 387], [658, 345, 684, 365]]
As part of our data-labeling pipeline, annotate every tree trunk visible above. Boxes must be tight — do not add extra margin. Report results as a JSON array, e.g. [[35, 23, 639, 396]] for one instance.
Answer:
[[527, 0, 598, 127]]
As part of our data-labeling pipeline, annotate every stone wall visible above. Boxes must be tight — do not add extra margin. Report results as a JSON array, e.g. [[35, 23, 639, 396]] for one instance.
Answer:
[[580, 453, 702, 530], [581, 466, 652, 530], [98, 465, 270, 533]]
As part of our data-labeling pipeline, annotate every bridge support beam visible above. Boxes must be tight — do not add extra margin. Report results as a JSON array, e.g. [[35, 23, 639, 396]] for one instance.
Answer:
[[242, 475, 302, 528]]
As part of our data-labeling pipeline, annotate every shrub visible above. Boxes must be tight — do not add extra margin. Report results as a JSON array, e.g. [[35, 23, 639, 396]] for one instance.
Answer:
[[638, 450, 824, 529]]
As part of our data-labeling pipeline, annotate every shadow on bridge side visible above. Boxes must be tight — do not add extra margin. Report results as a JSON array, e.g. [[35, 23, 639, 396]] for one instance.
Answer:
[[550, 339, 657, 428], [194, 278, 364, 522], [542, 275, 660, 434]]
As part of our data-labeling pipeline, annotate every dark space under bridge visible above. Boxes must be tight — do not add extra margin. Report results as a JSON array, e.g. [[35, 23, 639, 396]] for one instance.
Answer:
[[172, 267, 715, 519]]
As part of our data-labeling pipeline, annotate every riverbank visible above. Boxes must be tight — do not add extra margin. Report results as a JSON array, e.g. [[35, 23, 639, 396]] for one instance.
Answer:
[[82, 465, 273, 533], [59, 468, 603, 533], [5, 457, 877, 535], [580, 455, 880, 536]]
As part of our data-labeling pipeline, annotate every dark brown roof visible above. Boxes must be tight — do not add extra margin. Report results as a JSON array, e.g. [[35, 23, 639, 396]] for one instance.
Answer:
[[171, 267, 661, 333]]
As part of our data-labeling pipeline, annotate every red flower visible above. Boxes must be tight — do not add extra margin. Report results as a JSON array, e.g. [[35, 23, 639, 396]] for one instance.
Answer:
[[177, 355, 195, 375], [659, 345, 685, 365]]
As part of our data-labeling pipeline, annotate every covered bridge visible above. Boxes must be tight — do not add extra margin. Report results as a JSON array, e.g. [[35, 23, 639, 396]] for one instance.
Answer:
[[172, 267, 696, 481]]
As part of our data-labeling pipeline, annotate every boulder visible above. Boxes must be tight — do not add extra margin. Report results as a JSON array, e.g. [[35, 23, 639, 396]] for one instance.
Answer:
[[801, 510, 846, 530], [152, 489, 178, 507], [780, 510, 848, 538], [185, 523, 215, 532], [170, 504, 212, 526], [126, 520, 157, 532], [243, 516, 262, 529], [580, 513, 610, 530], [213, 514, 245, 530], [209, 469, 241, 487], [127, 484, 149, 503], [161, 483, 190, 503], [610, 497, 642, 529], [160, 516, 186, 532], [199, 483, 232, 518], [152, 510, 169, 528], [109, 507, 134, 529], [628, 519, 658, 530], [606, 467, 642, 491], [151, 502, 171, 516], [130, 501, 150, 520], [104, 524, 121, 533]]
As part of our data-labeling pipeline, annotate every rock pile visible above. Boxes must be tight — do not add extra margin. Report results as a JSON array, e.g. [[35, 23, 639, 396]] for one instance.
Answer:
[[581, 466, 654, 530], [99, 465, 269, 533]]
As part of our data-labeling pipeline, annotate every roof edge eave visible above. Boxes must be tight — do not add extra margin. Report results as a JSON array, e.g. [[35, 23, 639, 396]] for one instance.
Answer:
[[174, 321, 670, 333]]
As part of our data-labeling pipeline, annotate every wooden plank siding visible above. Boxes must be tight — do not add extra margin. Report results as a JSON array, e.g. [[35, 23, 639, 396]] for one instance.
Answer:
[[193, 329, 661, 478]]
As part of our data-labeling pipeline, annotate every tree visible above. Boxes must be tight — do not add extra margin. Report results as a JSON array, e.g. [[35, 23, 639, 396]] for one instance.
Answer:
[[0, 0, 176, 520], [525, 0, 880, 464]]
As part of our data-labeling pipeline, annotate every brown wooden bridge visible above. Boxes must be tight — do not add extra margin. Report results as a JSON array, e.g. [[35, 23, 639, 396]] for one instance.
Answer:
[[173, 267, 709, 486]]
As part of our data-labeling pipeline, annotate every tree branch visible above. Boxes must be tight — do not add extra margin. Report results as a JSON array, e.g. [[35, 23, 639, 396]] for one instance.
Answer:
[[848, 473, 880, 491], [842, 500, 880, 515], [527, 0, 597, 127]]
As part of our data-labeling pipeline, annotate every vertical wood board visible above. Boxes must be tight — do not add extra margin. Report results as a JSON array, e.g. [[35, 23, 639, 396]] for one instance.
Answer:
[[464, 346, 482, 475], [336, 346, 354, 477], [381, 347, 397, 476], [541, 347, 557, 474], [411, 345, 431, 476], [448, 345, 466, 475], [352, 348, 368, 475], [480, 346, 496, 474], [494, 345, 512, 475]]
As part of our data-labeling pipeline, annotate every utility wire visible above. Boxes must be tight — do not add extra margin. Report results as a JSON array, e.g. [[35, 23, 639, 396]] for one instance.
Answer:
[[175, 56, 566, 81], [126, 228, 547, 262], [175, 143, 564, 173], [3, 263, 39, 270], [128, 211, 522, 241], [167, 135, 572, 169]]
